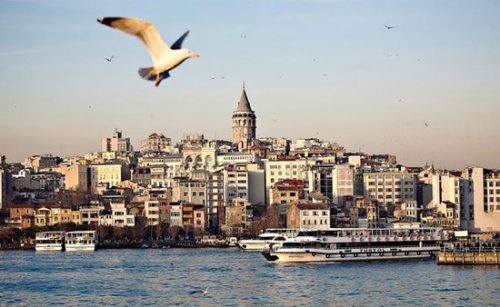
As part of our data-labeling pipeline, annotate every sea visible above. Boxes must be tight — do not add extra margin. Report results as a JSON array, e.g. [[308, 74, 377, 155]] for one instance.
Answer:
[[0, 248, 499, 306]]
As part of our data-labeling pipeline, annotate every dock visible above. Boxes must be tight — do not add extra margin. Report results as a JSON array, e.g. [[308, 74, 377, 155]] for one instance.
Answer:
[[437, 248, 500, 265]]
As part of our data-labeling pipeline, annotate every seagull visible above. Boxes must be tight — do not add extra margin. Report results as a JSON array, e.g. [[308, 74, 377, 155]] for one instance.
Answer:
[[424, 122, 429, 127], [272, 119, 277, 122], [190, 287, 209, 296], [105, 55, 114, 62], [384, 24, 395, 30], [97, 17, 200, 87]]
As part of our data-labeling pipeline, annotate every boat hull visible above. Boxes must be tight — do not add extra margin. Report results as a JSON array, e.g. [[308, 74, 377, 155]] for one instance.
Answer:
[[35, 244, 63, 252], [263, 247, 439, 263], [65, 245, 96, 252]]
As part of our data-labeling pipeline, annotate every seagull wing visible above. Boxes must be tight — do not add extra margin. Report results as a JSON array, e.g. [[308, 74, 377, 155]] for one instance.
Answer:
[[98, 17, 170, 65], [171, 30, 190, 50]]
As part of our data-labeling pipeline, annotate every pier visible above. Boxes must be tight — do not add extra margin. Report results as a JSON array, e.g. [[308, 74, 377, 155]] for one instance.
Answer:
[[437, 248, 500, 265]]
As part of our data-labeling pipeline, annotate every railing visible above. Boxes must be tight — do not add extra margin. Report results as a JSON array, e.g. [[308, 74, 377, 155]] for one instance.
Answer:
[[440, 247, 498, 253]]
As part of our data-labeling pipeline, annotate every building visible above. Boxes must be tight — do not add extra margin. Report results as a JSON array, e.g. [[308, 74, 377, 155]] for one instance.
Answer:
[[0, 168, 7, 210], [24, 155, 60, 171], [206, 170, 224, 230], [80, 204, 100, 225], [110, 200, 135, 227], [223, 197, 252, 235], [264, 157, 317, 204], [101, 129, 132, 153], [169, 202, 183, 227], [144, 199, 160, 226], [461, 167, 500, 232], [58, 163, 88, 192], [224, 164, 249, 205], [331, 164, 355, 205], [140, 133, 172, 153], [362, 171, 416, 208], [287, 202, 330, 229], [270, 179, 305, 205], [89, 163, 124, 193], [232, 85, 256, 151], [172, 178, 206, 205]]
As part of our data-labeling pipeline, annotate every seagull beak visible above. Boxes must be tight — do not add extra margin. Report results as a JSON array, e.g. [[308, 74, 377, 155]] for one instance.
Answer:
[[192, 52, 200, 58]]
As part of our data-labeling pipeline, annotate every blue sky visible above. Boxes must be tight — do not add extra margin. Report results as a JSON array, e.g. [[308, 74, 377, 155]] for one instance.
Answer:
[[1, 0, 499, 169]]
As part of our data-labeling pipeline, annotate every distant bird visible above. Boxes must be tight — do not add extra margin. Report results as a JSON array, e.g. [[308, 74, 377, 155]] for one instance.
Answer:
[[210, 77, 215, 80], [105, 55, 114, 62], [190, 287, 209, 296], [398, 99, 403, 103], [240, 34, 247, 38], [312, 58, 316, 62], [220, 76, 225, 79], [425, 122, 429, 127], [272, 119, 277, 122], [384, 24, 395, 30], [322, 73, 327, 77], [97, 17, 200, 87]]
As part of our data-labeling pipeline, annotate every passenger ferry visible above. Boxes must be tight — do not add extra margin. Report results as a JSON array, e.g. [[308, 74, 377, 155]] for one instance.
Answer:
[[262, 227, 447, 263], [238, 228, 299, 251], [64, 231, 97, 251], [35, 231, 65, 251]]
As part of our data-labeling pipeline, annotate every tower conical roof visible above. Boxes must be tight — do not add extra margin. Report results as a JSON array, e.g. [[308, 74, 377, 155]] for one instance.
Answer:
[[235, 85, 253, 113]]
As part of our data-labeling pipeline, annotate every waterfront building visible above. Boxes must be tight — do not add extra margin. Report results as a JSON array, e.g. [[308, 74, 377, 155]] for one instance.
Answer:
[[223, 164, 249, 205], [216, 152, 255, 166], [461, 167, 500, 232], [232, 85, 256, 151], [0, 167, 8, 210], [133, 167, 152, 187], [101, 129, 132, 153], [223, 197, 252, 235], [80, 204, 100, 225], [144, 199, 160, 226], [286, 202, 330, 229], [206, 170, 224, 230], [110, 200, 135, 227], [169, 202, 183, 227]]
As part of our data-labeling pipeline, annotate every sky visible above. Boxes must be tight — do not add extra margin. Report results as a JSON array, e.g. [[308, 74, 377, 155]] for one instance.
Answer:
[[0, 0, 499, 169]]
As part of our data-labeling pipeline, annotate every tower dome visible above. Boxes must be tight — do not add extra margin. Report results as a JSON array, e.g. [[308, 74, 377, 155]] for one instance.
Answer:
[[232, 84, 256, 151]]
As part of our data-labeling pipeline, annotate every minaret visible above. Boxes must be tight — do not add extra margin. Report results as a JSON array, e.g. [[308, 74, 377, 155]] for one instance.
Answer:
[[232, 84, 256, 151]]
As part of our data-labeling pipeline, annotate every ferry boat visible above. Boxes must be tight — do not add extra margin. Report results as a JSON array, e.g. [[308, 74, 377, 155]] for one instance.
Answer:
[[262, 227, 447, 263], [237, 228, 299, 251], [64, 231, 97, 251], [35, 231, 65, 251]]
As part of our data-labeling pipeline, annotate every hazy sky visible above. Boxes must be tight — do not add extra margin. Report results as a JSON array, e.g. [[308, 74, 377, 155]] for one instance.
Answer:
[[1, 0, 499, 169]]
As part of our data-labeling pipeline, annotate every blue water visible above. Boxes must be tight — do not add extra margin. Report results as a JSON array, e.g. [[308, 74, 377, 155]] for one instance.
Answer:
[[0, 249, 499, 306]]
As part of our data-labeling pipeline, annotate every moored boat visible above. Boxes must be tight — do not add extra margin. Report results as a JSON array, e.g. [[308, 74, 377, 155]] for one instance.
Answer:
[[35, 231, 65, 252], [238, 228, 299, 251], [262, 227, 447, 263], [65, 231, 97, 251]]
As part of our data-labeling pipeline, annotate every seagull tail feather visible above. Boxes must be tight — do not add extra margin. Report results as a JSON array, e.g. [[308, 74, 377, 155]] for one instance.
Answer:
[[138, 67, 156, 81]]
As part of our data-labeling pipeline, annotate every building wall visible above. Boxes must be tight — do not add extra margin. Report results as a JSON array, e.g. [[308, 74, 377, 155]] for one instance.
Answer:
[[332, 164, 354, 205], [89, 164, 123, 193], [363, 172, 416, 207]]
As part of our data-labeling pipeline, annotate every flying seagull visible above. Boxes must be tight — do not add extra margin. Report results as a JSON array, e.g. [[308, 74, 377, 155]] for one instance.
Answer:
[[97, 17, 200, 87], [384, 24, 395, 29], [424, 122, 429, 127], [105, 55, 114, 62]]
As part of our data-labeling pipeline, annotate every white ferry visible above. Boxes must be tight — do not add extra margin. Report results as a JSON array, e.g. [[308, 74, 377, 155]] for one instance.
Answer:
[[238, 228, 299, 251], [65, 231, 97, 251], [35, 231, 65, 252], [262, 227, 447, 263]]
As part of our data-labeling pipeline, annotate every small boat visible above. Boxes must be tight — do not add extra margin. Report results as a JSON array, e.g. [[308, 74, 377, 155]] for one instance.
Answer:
[[35, 231, 65, 252], [65, 231, 97, 251], [238, 228, 299, 251]]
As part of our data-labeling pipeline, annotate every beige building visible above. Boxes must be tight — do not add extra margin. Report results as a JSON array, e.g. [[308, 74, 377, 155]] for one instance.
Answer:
[[270, 179, 305, 205], [89, 163, 123, 193], [332, 164, 354, 205], [223, 198, 252, 235], [363, 172, 416, 207], [287, 202, 330, 229], [172, 178, 206, 205], [144, 199, 160, 226], [24, 154, 59, 171], [101, 129, 132, 153], [140, 133, 172, 153], [461, 167, 500, 232], [58, 163, 88, 192], [232, 85, 256, 151]]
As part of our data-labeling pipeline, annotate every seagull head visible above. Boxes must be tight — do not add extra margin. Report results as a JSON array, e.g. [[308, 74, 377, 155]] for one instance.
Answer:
[[187, 50, 200, 58]]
